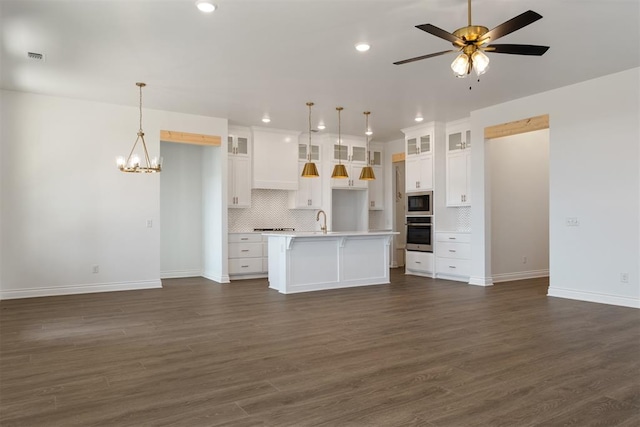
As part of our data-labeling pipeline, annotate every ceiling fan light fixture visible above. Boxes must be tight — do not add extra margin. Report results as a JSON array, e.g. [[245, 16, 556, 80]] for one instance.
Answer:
[[471, 50, 490, 76], [451, 53, 470, 78]]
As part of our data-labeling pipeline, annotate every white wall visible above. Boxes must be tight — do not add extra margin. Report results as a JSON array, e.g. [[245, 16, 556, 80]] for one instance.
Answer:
[[489, 129, 549, 281], [0, 90, 227, 298], [470, 68, 640, 308], [160, 142, 203, 278]]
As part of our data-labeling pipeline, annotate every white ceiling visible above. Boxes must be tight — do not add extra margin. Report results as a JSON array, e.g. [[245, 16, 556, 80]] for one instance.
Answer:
[[2, 0, 639, 141]]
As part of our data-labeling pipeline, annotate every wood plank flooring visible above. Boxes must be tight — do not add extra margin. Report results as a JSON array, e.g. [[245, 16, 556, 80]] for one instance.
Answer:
[[1, 270, 639, 426]]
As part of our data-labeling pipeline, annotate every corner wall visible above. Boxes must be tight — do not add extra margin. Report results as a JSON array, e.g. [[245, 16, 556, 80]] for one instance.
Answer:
[[470, 68, 640, 308], [0, 90, 227, 298]]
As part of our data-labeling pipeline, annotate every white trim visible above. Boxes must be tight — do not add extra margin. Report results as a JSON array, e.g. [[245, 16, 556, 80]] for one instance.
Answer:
[[0, 280, 162, 300], [492, 269, 549, 283], [160, 269, 203, 279], [229, 273, 268, 280], [202, 271, 231, 284], [547, 287, 640, 309], [437, 273, 468, 283], [468, 276, 494, 286]]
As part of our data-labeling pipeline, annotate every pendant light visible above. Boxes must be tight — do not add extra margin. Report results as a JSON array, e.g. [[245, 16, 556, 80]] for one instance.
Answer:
[[331, 107, 349, 179], [359, 111, 375, 181], [116, 82, 162, 173], [301, 102, 319, 178]]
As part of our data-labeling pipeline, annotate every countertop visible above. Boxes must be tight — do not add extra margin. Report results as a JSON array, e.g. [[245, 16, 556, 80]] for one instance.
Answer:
[[262, 231, 399, 238]]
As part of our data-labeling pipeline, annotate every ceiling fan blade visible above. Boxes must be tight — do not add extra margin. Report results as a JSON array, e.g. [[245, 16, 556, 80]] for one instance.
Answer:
[[485, 44, 550, 56], [416, 24, 464, 45], [393, 50, 456, 65], [479, 10, 543, 43]]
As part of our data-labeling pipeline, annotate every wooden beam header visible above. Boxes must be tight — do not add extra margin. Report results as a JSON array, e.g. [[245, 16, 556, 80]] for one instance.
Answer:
[[160, 130, 221, 147], [392, 152, 406, 163], [484, 114, 549, 140]]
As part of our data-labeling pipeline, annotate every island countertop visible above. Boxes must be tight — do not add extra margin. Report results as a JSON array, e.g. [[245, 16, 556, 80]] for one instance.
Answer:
[[261, 230, 398, 238], [264, 231, 398, 294]]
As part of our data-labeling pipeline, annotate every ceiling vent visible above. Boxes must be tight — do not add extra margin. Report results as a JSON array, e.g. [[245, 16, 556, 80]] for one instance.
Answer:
[[27, 52, 45, 61]]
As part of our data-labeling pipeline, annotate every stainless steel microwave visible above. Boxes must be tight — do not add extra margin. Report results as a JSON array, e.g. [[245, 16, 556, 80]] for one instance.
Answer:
[[407, 191, 433, 215]]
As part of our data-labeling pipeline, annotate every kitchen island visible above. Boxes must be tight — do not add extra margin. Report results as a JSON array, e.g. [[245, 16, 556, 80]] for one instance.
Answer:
[[264, 231, 398, 294]]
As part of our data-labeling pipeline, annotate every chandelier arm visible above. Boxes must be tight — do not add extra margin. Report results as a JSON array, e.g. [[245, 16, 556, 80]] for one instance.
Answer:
[[140, 134, 153, 169], [126, 134, 142, 166]]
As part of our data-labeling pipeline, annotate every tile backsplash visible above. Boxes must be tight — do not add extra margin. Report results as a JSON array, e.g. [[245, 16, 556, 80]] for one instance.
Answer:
[[228, 190, 317, 232]]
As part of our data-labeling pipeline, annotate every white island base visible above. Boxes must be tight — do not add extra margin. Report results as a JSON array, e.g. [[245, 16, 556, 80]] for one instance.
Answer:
[[265, 231, 398, 294]]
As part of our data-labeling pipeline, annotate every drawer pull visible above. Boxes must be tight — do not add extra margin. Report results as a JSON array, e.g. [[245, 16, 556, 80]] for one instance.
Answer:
[[448, 237, 456, 240], [449, 249, 456, 252], [241, 238, 249, 241], [241, 265, 249, 268], [241, 249, 250, 252], [449, 265, 456, 269]]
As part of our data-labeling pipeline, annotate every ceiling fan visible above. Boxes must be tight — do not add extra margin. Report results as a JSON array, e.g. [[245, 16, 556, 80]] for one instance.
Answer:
[[394, 0, 549, 78]]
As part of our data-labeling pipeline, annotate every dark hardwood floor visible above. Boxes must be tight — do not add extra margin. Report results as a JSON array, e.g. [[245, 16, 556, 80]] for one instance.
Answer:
[[1, 269, 639, 426]]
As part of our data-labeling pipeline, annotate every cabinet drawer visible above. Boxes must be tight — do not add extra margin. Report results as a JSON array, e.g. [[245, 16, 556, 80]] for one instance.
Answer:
[[229, 258, 263, 275], [436, 257, 470, 277], [229, 242, 263, 258], [229, 233, 262, 243], [436, 242, 471, 259], [406, 251, 434, 273], [436, 232, 470, 243]]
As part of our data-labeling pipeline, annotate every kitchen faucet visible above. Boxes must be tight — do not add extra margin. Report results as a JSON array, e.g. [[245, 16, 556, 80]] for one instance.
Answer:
[[316, 210, 327, 234]]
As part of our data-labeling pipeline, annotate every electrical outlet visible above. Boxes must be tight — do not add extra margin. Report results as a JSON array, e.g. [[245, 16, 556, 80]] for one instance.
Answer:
[[565, 217, 579, 226], [92, 265, 99, 274], [146, 220, 153, 228], [620, 273, 629, 283]]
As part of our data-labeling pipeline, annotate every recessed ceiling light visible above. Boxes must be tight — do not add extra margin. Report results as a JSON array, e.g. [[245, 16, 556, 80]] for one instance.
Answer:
[[262, 117, 271, 123], [365, 130, 373, 136], [414, 116, 424, 122], [355, 43, 370, 52], [196, 1, 216, 13], [317, 123, 326, 130]]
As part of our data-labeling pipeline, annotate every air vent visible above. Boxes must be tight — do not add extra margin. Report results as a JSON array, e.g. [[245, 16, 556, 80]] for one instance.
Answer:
[[27, 52, 45, 61]]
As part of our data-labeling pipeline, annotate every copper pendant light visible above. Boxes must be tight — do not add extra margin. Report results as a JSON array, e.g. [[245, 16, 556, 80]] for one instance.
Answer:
[[331, 107, 349, 179], [359, 111, 375, 181], [301, 102, 319, 178]]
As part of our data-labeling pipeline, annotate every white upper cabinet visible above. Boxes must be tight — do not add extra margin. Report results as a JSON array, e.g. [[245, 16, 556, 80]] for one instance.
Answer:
[[290, 137, 323, 209], [228, 127, 252, 208], [252, 127, 300, 190], [403, 124, 435, 193], [446, 119, 471, 206], [447, 120, 471, 153], [330, 135, 368, 189]]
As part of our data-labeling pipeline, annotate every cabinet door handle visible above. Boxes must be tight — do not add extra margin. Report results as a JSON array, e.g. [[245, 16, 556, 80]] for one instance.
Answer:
[[449, 237, 456, 240], [449, 265, 457, 269], [415, 261, 421, 264], [449, 249, 456, 252]]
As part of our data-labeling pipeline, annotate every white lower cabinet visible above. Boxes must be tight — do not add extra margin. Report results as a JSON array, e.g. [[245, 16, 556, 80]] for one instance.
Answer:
[[405, 250, 434, 277], [435, 232, 471, 282], [228, 233, 268, 279]]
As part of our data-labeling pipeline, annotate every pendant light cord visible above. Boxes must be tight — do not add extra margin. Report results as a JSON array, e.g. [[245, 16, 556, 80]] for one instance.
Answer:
[[337, 107, 343, 164], [139, 84, 143, 132], [307, 102, 312, 161]]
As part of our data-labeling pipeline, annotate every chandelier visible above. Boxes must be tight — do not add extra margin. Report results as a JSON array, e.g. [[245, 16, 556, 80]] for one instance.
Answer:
[[116, 82, 162, 173]]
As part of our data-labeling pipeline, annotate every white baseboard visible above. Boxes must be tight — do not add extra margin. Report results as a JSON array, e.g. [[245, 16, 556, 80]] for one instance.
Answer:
[[548, 287, 640, 309], [160, 269, 203, 279], [492, 269, 549, 283], [0, 279, 162, 300], [202, 271, 231, 284], [468, 276, 494, 286]]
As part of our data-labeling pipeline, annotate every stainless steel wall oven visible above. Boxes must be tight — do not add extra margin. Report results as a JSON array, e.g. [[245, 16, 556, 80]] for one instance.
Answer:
[[406, 216, 433, 252]]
